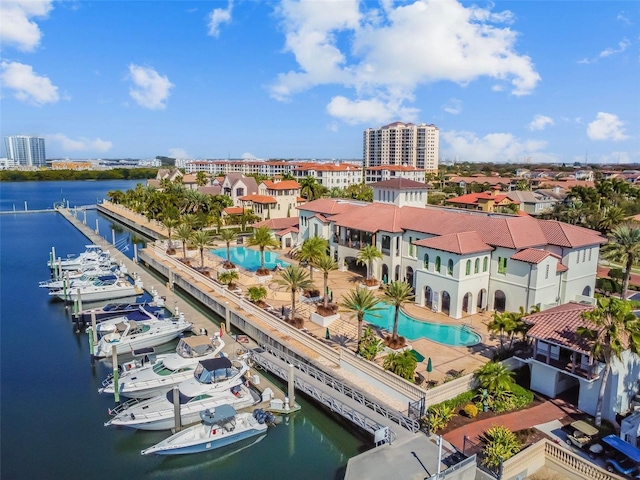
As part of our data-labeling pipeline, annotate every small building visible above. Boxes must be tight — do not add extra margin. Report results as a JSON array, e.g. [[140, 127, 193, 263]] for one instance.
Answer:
[[446, 187, 519, 213]]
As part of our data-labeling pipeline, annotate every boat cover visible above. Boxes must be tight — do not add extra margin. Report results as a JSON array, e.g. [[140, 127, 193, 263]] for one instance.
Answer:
[[200, 404, 236, 425], [602, 435, 640, 462]]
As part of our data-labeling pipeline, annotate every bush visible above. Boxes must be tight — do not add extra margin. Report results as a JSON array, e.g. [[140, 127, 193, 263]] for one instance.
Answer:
[[425, 404, 456, 433], [463, 403, 479, 418], [441, 390, 476, 410], [482, 425, 521, 468]]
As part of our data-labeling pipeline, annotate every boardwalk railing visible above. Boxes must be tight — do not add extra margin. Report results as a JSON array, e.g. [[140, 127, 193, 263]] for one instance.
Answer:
[[252, 344, 420, 435]]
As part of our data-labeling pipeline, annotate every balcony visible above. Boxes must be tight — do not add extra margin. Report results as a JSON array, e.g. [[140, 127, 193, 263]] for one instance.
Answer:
[[516, 351, 600, 382]]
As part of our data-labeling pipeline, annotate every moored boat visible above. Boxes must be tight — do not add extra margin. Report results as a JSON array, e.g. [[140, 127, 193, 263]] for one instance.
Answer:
[[49, 276, 143, 302], [105, 357, 258, 430], [47, 245, 115, 271], [140, 404, 273, 456], [92, 315, 193, 358], [99, 333, 225, 399]]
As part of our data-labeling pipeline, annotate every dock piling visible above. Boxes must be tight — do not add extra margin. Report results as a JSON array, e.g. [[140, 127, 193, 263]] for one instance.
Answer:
[[173, 386, 182, 432], [288, 363, 295, 409], [111, 347, 120, 403], [95, 218, 99, 234], [133, 244, 138, 263], [111, 229, 116, 246], [225, 302, 230, 332], [89, 312, 97, 358]]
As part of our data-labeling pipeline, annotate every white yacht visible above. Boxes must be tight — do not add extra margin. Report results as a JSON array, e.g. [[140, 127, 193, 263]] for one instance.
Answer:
[[99, 334, 225, 399], [92, 315, 193, 358], [47, 245, 114, 271], [49, 276, 143, 302], [40, 271, 120, 292], [105, 357, 258, 430]]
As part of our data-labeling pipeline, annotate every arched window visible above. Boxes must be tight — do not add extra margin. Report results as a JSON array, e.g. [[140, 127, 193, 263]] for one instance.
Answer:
[[448, 259, 454, 275], [466, 260, 471, 276], [483, 257, 488, 272], [474, 258, 480, 274], [423, 253, 429, 269], [435, 256, 441, 273]]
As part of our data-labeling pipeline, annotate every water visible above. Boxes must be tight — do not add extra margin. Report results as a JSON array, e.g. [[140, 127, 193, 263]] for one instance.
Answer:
[[0, 181, 367, 479], [211, 246, 290, 272], [364, 304, 481, 347]]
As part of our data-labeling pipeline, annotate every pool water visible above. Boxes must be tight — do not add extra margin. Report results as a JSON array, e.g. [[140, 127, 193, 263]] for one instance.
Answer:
[[364, 304, 481, 347], [211, 246, 290, 272]]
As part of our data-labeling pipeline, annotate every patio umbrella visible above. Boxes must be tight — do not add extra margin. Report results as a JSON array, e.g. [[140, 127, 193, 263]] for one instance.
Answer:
[[325, 328, 330, 340], [426, 357, 433, 382]]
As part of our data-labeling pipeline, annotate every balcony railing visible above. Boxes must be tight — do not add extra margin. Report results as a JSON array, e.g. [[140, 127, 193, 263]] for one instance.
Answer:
[[517, 351, 599, 381]]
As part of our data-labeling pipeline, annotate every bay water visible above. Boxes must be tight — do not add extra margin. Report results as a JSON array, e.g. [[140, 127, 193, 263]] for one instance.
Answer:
[[0, 180, 368, 479]]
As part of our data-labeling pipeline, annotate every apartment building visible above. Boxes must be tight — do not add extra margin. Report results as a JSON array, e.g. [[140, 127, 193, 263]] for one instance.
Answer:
[[4, 135, 46, 167], [363, 122, 439, 172]]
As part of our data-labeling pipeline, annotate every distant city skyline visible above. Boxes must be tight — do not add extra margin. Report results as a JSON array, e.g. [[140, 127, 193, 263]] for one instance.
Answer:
[[1, 1, 638, 164]]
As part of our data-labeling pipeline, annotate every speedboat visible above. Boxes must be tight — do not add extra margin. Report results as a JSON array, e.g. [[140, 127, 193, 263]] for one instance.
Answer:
[[105, 357, 258, 430], [94, 306, 163, 335], [78, 287, 165, 323], [93, 315, 193, 358], [99, 333, 225, 399], [40, 272, 120, 292], [49, 276, 143, 302], [140, 404, 273, 456], [47, 245, 114, 271]]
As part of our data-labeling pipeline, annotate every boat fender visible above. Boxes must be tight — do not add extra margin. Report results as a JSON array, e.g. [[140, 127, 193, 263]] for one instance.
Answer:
[[211, 428, 217, 435]]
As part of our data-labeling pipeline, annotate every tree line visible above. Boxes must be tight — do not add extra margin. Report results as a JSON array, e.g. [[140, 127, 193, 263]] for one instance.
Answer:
[[0, 168, 158, 182]]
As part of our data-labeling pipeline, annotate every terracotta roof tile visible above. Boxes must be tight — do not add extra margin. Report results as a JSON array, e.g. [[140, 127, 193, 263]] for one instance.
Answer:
[[556, 263, 569, 273], [262, 180, 301, 190], [297, 198, 365, 216], [239, 194, 276, 204], [276, 226, 299, 236], [511, 248, 561, 264], [253, 217, 299, 230], [413, 232, 493, 255], [538, 220, 607, 248], [524, 303, 595, 353], [223, 207, 243, 215]]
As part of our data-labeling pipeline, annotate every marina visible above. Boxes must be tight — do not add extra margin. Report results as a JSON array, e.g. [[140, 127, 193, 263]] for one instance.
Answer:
[[0, 181, 368, 479]]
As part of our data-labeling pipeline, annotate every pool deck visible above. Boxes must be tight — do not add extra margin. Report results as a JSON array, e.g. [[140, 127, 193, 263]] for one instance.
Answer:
[[99, 202, 499, 385]]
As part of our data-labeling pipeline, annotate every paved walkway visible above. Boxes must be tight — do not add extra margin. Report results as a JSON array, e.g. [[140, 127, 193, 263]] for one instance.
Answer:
[[443, 399, 580, 451]]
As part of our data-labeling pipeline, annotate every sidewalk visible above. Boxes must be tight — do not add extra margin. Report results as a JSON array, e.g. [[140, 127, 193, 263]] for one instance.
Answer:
[[443, 399, 580, 451]]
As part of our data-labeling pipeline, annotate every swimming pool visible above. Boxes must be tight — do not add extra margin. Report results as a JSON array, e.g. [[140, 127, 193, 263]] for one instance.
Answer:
[[211, 246, 290, 272], [364, 304, 481, 347]]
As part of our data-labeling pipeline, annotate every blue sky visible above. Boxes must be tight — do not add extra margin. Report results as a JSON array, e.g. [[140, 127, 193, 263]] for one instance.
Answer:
[[1, 1, 638, 164]]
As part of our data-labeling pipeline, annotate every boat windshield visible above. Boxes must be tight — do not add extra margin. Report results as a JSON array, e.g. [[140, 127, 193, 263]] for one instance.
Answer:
[[152, 362, 173, 376], [176, 336, 218, 358], [165, 389, 193, 405], [194, 358, 237, 384]]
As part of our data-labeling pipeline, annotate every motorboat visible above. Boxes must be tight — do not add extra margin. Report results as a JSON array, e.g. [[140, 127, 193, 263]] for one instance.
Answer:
[[78, 287, 165, 323], [40, 272, 120, 292], [140, 404, 273, 456], [105, 357, 258, 430], [99, 333, 225, 399], [93, 315, 193, 358], [49, 276, 143, 302], [47, 245, 115, 271], [94, 306, 164, 336]]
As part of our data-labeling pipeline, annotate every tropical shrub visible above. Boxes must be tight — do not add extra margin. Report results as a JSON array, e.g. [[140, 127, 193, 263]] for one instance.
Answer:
[[383, 350, 417, 382], [463, 403, 479, 418], [425, 404, 456, 433], [358, 327, 384, 360], [481, 425, 521, 468]]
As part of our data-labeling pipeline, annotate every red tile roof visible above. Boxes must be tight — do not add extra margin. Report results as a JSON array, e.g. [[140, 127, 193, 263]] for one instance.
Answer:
[[556, 263, 569, 273], [333, 203, 405, 233], [367, 165, 424, 171], [223, 207, 243, 215], [297, 198, 365, 216], [446, 192, 518, 205], [253, 217, 299, 230], [239, 194, 276, 204], [524, 303, 595, 353], [511, 248, 561, 264], [262, 180, 300, 190], [413, 232, 493, 255], [276, 226, 299, 236], [538, 220, 607, 248]]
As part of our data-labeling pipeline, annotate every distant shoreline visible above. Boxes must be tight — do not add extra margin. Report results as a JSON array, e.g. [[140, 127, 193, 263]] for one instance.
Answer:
[[0, 168, 157, 182]]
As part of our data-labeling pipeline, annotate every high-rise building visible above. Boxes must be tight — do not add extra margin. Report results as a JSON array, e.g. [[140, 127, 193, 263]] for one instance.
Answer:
[[3, 135, 46, 167], [363, 122, 439, 172]]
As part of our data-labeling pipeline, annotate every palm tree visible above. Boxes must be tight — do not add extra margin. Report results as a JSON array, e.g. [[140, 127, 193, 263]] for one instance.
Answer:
[[578, 297, 640, 426], [601, 223, 640, 299], [383, 350, 417, 381], [598, 206, 625, 234], [300, 176, 323, 200], [246, 285, 268, 305], [340, 287, 384, 354], [314, 254, 337, 310], [473, 361, 515, 397], [218, 228, 237, 268], [274, 265, 313, 323], [356, 245, 382, 284], [486, 312, 516, 350], [382, 280, 414, 348], [218, 270, 239, 289], [247, 226, 280, 275], [107, 190, 125, 204], [297, 236, 328, 281], [195, 171, 209, 187], [161, 216, 180, 253], [191, 229, 213, 269], [174, 224, 194, 260]]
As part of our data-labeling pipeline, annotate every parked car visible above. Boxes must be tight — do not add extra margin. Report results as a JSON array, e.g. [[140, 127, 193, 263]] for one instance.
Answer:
[[561, 420, 603, 458], [599, 435, 640, 479], [605, 455, 640, 478]]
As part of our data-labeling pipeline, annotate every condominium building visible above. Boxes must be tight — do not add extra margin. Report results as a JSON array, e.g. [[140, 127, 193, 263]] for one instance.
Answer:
[[363, 122, 439, 172], [4, 135, 46, 167]]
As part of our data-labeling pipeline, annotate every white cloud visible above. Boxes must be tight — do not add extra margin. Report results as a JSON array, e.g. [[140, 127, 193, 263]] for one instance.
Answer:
[[208, 1, 233, 37], [326, 95, 419, 125], [528, 114, 554, 131], [578, 39, 630, 64], [128, 64, 174, 110], [442, 98, 462, 115], [271, 0, 540, 125], [441, 130, 548, 163], [0, 61, 59, 105], [616, 12, 632, 26], [241, 152, 257, 159], [0, 0, 53, 51], [46, 133, 112, 152], [587, 112, 629, 141], [168, 148, 189, 158]]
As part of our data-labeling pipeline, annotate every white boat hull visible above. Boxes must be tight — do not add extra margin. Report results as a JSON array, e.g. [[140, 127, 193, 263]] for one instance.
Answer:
[[141, 414, 267, 455], [94, 323, 191, 358], [107, 386, 257, 430], [52, 285, 142, 302]]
